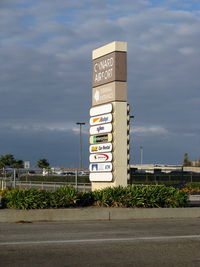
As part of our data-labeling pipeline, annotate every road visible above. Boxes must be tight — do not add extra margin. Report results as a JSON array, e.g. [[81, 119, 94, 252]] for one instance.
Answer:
[[0, 218, 200, 266]]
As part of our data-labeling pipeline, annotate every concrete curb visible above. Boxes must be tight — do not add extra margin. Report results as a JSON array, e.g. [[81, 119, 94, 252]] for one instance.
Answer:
[[0, 207, 200, 223]]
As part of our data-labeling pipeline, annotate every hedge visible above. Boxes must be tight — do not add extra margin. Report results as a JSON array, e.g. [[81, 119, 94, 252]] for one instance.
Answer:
[[0, 185, 189, 210]]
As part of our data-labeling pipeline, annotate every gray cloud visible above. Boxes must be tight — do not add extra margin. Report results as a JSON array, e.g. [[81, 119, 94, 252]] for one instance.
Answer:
[[0, 0, 200, 166]]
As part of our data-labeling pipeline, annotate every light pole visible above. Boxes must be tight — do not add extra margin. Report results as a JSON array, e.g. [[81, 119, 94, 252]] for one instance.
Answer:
[[140, 146, 143, 165], [129, 115, 134, 164], [76, 122, 85, 169]]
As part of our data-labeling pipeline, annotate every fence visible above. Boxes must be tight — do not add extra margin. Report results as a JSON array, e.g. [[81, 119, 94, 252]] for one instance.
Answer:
[[0, 179, 91, 192], [129, 173, 200, 186], [1, 173, 200, 191], [0, 168, 90, 191]]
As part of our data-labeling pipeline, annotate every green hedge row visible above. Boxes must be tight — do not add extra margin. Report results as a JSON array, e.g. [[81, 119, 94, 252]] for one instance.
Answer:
[[0, 185, 189, 210]]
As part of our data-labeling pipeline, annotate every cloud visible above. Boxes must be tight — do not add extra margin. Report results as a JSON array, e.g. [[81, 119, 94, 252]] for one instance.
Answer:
[[132, 126, 168, 136], [0, 122, 89, 135], [178, 47, 196, 55], [0, 0, 199, 165]]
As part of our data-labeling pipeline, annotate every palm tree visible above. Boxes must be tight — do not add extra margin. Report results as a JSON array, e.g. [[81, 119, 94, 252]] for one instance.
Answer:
[[0, 154, 24, 168], [37, 158, 50, 169]]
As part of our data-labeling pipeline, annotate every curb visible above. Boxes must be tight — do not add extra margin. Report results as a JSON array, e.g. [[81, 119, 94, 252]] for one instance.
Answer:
[[0, 207, 200, 223]]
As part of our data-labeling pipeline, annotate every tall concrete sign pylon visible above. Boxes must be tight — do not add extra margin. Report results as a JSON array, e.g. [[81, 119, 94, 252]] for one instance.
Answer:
[[89, 41, 130, 191]]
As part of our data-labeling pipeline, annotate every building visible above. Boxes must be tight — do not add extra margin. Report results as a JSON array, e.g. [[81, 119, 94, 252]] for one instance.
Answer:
[[130, 164, 200, 174]]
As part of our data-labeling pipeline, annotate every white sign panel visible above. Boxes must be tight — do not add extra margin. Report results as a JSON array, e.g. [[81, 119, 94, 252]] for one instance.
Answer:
[[90, 143, 112, 153], [90, 133, 112, 144], [89, 172, 113, 182], [90, 123, 112, 135], [90, 113, 112, 126], [90, 103, 112, 117], [89, 163, 112, 172], [89, 153, 112, 163], [24, 161, 30, 169]]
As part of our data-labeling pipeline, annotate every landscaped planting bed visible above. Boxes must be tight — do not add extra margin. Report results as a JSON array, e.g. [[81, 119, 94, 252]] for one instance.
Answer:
[[0, 185, 189, 210]]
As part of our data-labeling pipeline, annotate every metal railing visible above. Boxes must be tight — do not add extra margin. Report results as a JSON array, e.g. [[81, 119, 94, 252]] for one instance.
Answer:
[[0, 179, 91, 192], [1, 173, 200, 191]]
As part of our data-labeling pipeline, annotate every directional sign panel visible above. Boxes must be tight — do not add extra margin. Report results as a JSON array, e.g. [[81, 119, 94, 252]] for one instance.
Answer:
[[89, 172, 113, 182], [89, 152, 112, 163], [90, 123, 112, 135], [90, 143, 112, 153], [89, 162, 112, 172], [89, 133, 112, 144], [90, 103, 112, 117], [90, 113, 112, 126]]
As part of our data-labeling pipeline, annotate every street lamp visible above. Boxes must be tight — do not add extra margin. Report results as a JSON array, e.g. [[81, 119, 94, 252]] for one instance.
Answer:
[[76, 122, 85, 169], [140, 146, 143, 165], [129, 115, 134, 164]]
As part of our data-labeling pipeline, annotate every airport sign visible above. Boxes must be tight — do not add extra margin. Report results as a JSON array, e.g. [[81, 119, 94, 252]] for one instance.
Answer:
[[89, 172, 113, 182], [89, 152, 112, 163], [92, 51, 127, 87], [92, 81, 127, 106], [90, 143, 112, 153], [89, 133, 112, 144], [90, 113, 112, 126], [90, 103, 112, 117], [89, 162, 112, 172], [90, 123, 112, 135]]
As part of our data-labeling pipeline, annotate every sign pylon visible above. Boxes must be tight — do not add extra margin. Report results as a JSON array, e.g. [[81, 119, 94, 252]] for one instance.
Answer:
[[89, 41, 129, 191]]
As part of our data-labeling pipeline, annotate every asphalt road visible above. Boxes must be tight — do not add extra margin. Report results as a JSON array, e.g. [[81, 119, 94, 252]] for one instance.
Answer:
[[0, 218, 200, 267]]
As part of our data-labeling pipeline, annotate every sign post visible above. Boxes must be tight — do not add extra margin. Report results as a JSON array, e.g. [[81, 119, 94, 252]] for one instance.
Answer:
[[89, 41, 130, 190]]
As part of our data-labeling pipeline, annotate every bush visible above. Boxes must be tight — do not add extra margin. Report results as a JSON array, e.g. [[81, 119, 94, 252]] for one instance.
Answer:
[[92, 185, 188, 208], [77, 191, 95, 207], [180, 183, 200, 194], [93, 186, 126, 207], [1, 186, 79, 209], [184, 182, 200, 189], [51, 186, 79, 208], [1, 185, 189, 209], [2, 189, 52, 209]]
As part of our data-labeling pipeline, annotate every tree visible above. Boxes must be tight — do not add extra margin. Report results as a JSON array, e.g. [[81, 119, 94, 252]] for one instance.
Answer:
[[0, 154, 15, 167], [0, 154, 24, 168], [37, 158, 50, 169], [183, 153, 192, 167], [13, 159, 24, 168]]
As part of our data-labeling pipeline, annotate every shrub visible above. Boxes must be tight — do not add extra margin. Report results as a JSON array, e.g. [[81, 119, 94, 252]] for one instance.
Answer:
[[92, 185, 188, 208], [184, 182, 200, 189], [77, 191, 95, 207], [180, 183, 200, 194], [1, 185, 189, 209], [93, 186, 126, 207], [51, 185, 79, 208], [2, 188, 52, 209], [0, 189, 10, 196]]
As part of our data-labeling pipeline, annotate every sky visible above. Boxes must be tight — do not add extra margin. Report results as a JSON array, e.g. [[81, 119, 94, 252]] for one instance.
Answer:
[[0, 0, 200, 167]]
